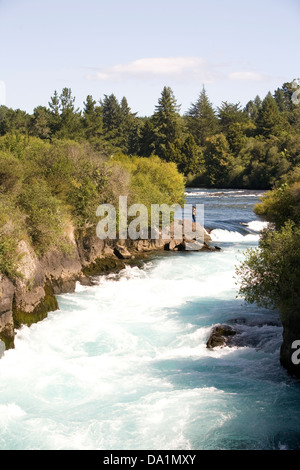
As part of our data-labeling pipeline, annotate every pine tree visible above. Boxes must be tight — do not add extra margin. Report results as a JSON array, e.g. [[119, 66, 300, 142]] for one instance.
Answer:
[[59, 88, 81, 139], [101, 94, 122, 134], [256, 92, 283, 137], [119, 97, 139, 154], [185, 87, 218, 146], [179, 134, 202, 175], [138, 118, 156, 157], [218, 101, 247, 135], [48, 90, 61, 136], [244, 95, 262, 121], [204, 133, 234, 186], [30, 106, 51, 139], [151, 86, 181, 160], [83, 95, 103, 141]]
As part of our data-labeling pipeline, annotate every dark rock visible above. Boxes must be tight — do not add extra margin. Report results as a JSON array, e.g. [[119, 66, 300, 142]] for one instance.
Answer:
[[82, 257, 125, 276], [114, 245, 133, 259], [41, 248, 82, 294], [13, 282, 59, 329], [206, 324, 237, 349]]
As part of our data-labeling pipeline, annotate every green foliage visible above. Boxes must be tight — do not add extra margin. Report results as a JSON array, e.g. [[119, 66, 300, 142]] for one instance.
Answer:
[[0, 79, 300, 191], [0, 134, 186, 276], [256, 92, 284, 137], [111, 153, 185, 210], [30, 106, 51, 139], [244, 96, 262, 121], [254, 182, 300, 229], [82, 95, 103, 143], [238, 137, 290, 189], [18, 180, 66, 254], [0, 196, 24, 280], [0, 235, 22, 279], [218, 101, 248, 135], [0, 151, 23, 194], [237, 168, 300, 323], [203, 133, 234, 187], [185, 87, 218, 146], [179, 134, 203, 176], [236, 221, 300, 320], [151, 86, 182, 161]]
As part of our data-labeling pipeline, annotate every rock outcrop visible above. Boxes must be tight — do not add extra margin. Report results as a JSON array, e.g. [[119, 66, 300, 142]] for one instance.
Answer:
[[0, 219, 219, 354], [0, 275, 15, 351], [206, 324, 237, 349]]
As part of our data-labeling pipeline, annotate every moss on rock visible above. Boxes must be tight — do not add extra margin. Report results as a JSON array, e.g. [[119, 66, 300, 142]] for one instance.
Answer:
[[82, 257, 126, 277], [12, 283, 58, 328]]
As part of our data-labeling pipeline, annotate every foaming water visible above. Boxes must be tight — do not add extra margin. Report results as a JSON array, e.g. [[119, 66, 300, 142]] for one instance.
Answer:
[[0, 189, 300, 450], [210, 229, 260, 243]]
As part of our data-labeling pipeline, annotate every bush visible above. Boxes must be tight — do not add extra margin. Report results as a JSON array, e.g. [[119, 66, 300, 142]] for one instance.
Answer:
[[18, 180, 66, 254], [0, 235, 22, 279], [236, 221, 300, 320], [254, 182, 300, 229], [0, 151, 24, 195], [111, 154, 185, 209], [0, 195, 24, 279]]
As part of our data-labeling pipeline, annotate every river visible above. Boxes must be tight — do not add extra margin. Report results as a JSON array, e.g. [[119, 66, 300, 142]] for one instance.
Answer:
[[0, 188, 300, 450]]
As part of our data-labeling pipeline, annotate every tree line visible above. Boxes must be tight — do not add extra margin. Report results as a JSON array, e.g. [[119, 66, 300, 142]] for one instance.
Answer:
[[0, 80, 300, 189]]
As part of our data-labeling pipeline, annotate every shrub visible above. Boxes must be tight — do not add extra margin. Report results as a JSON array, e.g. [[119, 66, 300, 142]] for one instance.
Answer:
[[18, 180, 66, 254], [236, 221, 300, 320], [254, 182, 300, 229], [0, 235, 22, 279], [111, 154, 185, 209]]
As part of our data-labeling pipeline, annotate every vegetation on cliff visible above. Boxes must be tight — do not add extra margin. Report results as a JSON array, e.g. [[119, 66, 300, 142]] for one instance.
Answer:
[[0, 136, 185, 281]]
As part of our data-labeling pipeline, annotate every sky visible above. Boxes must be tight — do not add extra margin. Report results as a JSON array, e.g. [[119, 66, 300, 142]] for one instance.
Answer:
[[0, 0, 299, 116]]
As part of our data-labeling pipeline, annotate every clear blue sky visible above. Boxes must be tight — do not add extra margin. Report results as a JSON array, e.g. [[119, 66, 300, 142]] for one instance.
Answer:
[[0, 0, 299, 116]]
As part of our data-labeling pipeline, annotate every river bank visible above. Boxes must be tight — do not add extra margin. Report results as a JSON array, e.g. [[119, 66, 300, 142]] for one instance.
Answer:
[[0, 220, 214, 352]]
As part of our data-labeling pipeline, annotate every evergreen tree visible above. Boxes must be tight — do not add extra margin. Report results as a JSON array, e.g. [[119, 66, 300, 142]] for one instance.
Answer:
[[218, 101, 247, 135], [185, 87, 218, 146], [218, 102, 254, 155], [48, 90, 61, 136], [274, 88, 288, 112], [119, 97, 139, 154], [138, 118, 156, 157], [179, 134, 202, 175], [256, 92, 283, 137], [204, 133, 234, 186], [151, 86, 181, 161], [0, 108, 30, 136], [244, 95, 262, 121], [59, 88, 81, 139], [30, 106, 51, 139], [83, 95, 103, 141], [101, 94, 122, 133]]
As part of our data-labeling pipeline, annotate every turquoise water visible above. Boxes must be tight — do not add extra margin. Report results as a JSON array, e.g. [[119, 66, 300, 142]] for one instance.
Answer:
[[0, 188, 300, 450]]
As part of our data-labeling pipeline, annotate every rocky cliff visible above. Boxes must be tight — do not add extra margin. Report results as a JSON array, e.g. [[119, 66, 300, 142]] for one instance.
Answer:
[[0, 221, 214, 354]]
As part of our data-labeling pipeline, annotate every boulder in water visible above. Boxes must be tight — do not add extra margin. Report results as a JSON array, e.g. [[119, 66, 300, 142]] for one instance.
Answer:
[[206, 324, 237, 349]]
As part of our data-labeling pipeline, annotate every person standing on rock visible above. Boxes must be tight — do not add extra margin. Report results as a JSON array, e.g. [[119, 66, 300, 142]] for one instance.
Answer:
[[192, 206, 196, 223]]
